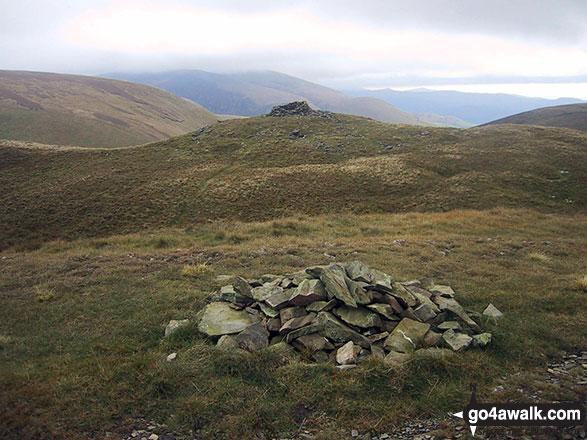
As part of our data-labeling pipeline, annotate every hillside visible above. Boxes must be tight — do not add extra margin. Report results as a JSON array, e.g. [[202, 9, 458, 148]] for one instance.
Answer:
[[1, 111, 585, 250], [483, 103, 587, 132], [346, 88, 584, 125], [0, 70, 219, 147], [105, 70, 427, 125]]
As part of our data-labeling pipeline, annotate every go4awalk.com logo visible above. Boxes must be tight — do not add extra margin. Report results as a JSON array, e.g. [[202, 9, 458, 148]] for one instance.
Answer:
[[452, 386, 585, 436]]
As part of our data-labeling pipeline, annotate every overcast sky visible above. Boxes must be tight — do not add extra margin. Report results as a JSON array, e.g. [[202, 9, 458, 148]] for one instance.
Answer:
[[2, 0, 587, 98]]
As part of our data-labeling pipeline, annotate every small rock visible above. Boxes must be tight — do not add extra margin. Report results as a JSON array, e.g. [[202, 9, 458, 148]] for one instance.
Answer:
[[164, 319, 189, 337], [483, 303, 504, 319], [166, 352, 177, 362], [336, 341, 358, 365]]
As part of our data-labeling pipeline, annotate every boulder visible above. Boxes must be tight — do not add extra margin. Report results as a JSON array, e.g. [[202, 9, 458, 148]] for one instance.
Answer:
[[216, 334, 239, 348], [483, 303, 504, 319], [279, 313, 316, 335], [366, 303, 398, 320], [390, 283, 418, 308], [164, 319, 190, 337], [289, 279, 327, 306], [280, 306, 307, 322], [384, 318, 430, 353], [198, 302, 258, 337], [333, 305, 382, 329], [264, 291, 291, 310], [319, 264, 358, 307], [232, 276, 253, 298], [442, 329, 472, 351], [259, 302, 280, 318], [316, 312, 371, 348], [292, 333, 334, 353], [336, 341, 358, 365], [236, 322, 269, 351], [472, 332, 492, 347], [423, 330, 443, 347], [428, 285, 455, 297], [413, 303, 437, 322], [251, 284, 283, 302]]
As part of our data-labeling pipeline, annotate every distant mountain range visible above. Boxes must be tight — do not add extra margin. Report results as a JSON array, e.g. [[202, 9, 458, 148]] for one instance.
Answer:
[[344, 88, 584, 125], [104, 70, 446, 126], [0, 70, 218, 147], [484, 103, 587, 132]]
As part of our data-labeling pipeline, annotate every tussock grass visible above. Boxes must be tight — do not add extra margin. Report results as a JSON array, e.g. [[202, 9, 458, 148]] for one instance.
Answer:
[[181, 264, 213, 279], [572, 274, 587, 292], [527, 252, 550, 262]]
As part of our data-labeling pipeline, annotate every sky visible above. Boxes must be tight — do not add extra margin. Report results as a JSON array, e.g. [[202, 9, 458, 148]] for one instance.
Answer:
[[1, 0, 587, 99]]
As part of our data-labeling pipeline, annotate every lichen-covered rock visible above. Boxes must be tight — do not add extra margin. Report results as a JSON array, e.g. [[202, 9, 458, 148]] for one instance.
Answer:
[[289, 279, 327, 306], [198, 302, 258, 337], [319, 264, 358, 307], [442, 329, 473, 351], [164, 319, 190, 337], [384, 318, 430, 353], [251, 284, 283, 302], [236, 322, 269, 351], [316, 312, 371, 348], [483, 303, 504, 319], [366, 303, 398, 320], [333, 305, 382, 329], [336, 341, 358, 365]]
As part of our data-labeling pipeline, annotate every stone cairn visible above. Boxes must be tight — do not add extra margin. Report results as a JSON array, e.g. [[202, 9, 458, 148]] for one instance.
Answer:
[[267, 101, 333, 118], [170, 262, 500, 369]]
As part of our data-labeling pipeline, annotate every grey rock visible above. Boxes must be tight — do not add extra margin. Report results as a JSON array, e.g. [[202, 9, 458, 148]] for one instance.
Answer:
[[319, 264, 358, 307], [279, 313, 316, 335], [198, 302, 258, 337], [251, 284, 283, 302], [367, 303, 398, 320], [428, 284, 455, 297], [292, 333, 335, 352], [236, 322, 269, 351], [316, 312, 371, 348], [384, 318, 430, 353], [285, 324, 321, 343], [216, 334, 239, 348], [289, 279, 327, 306], [333, 305, 382, 329], [483, 303, 504, 319], [413, 303, 438, 322], [437, 321, 462, 331], [442, 329, 473, 351], [383, 350, 410, 366], [164, 319, 190, 337], [336, 341, 358, 365], [232, 276, 253, 298], [433, 295, 481, 333], [280, 306, 307, 322], [472, 332, 492, 347], [265, 291, 291, 310], [390, 283, 418, 307], [259, 302, 280, 318]]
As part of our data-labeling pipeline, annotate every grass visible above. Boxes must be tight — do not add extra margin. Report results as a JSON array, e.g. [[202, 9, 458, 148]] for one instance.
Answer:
[[0, 70, 219, 147], [0, 208, 585, 439], [572, 274, 587, 292], [181, 264, 214, 279], [1, 114, 585, 251]]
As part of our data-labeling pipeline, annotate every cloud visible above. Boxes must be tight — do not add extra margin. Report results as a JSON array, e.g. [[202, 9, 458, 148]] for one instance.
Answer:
[[1, 0, 586, 98]]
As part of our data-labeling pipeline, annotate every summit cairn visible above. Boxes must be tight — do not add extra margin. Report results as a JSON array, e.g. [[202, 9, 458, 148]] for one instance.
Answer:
[[193, 261, 495, 368], [267, 101, 332, 118]]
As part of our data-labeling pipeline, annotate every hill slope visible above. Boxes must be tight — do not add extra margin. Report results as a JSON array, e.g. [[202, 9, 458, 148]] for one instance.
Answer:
[[0, 70, 219, 147], [483, 103, 587, 132], [1, 112, 585, 250], [346, 88, 584, 125], [105, 70, 427, 125]]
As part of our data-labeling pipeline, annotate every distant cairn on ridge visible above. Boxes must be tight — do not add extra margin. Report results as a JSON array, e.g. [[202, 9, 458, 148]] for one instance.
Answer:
[[267, 101, 333, 118], [167, 261, 502, 369]]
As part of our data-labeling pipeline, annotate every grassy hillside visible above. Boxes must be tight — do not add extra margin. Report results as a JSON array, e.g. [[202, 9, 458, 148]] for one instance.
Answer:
[[484, 103, 587, 132], [0, 70, 219, 147], [106, 70, 427, 125], [0, 209, 585, 439], [1, 113, 585, 250]]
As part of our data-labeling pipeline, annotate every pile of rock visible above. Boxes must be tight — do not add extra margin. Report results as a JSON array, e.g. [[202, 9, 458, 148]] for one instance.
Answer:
[[267, 101, 332, 118], [182, 262, 499, 368]]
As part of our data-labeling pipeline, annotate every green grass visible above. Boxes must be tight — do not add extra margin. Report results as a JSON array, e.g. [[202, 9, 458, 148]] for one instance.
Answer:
[[0, 209, 585, 439], [1, 114, 585, 251]]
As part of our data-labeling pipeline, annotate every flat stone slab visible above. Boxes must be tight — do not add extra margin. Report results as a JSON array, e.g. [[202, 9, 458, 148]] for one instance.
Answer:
[[236, 322, 269, 351], [367, 303, 398, 320], [319, 264, 358, 307], [316, 312, 370, 348], [334, 305, 382, 329], [336, 341, 358, 365], [384, 318, 430, 353], [289, 279, 327, 306], [483, 303, 504, 319], [198, 302, 258, 337], [251, 284, 283, 302], [292, 333, 334, 353], [442, 329, 473, 351]]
